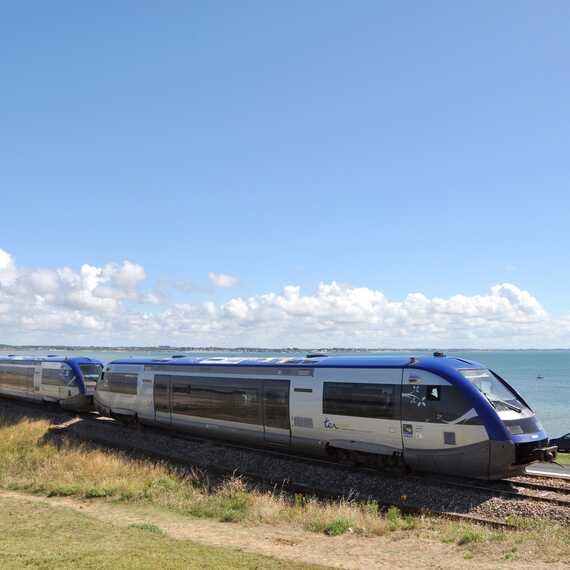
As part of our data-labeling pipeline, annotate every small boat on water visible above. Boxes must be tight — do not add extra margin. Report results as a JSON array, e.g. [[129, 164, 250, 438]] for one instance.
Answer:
[[536, 374, 544, 380]]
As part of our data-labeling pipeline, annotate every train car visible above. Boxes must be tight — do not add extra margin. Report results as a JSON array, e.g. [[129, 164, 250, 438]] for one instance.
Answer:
[[94, 353, 556, 479], [0, 355, 103, 411]]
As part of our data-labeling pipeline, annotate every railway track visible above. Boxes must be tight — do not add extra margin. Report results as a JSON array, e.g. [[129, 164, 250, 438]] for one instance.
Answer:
[[504, 477, 570, 494], [424, 475, 570, 509], [1, 397, 568, 530]]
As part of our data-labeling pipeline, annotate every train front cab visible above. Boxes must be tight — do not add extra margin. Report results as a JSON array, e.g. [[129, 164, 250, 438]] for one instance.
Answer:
[[461, 368, 556, 478], [400, 361, 555, 480]]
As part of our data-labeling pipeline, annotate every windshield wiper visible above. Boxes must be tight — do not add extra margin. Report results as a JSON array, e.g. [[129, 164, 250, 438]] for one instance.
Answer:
[[494, 399, 522, 414], [481, 391, 522, 414]]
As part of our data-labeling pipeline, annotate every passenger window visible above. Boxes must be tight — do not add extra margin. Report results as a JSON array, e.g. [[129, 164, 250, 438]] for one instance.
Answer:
[[427, 387, 440, 401], [98, 372, 138, 395], [189, 380, 261, 424], [0, 365, 35, 391], [42, 368, 66, 386], [159, 375, 262, 425], [323, 382, 398, 419]]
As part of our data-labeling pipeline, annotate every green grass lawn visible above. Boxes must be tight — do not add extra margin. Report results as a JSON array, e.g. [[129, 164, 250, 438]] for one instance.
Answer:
[[557, 452, 570, 465], [0, 495, 328, 570]]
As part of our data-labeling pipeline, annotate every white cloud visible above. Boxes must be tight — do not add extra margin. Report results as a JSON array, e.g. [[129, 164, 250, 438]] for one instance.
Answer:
[[103, 260, 146, 291], [0, 247, 568, 347], [0, 251, 156, 343], [208, 272, 240, 288], [0, 249, 16, 286]]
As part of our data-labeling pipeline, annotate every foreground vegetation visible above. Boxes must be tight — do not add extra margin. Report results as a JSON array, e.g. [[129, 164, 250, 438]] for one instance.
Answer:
[[2, 414, 570, 567], [557, 453, 570, 465], [0, 416, 407, 535], [0, 494, 326, 570]]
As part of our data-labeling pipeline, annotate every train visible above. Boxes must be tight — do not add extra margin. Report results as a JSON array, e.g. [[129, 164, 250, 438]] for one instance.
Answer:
[[0, 352, 557, 479], [92, 352, 557, 480], [0, 355, 103, 411]]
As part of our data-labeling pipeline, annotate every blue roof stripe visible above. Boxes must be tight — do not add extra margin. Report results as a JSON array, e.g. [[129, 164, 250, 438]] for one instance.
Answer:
[[0, 356, 101, 364], [107, 355, 487, 372]]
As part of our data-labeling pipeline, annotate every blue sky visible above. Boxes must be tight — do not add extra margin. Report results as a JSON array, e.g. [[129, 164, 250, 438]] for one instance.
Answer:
[[1, 2, 569, 346]]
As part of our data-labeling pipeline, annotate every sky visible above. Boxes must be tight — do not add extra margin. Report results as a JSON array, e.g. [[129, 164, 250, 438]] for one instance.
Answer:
[[1, 1, 570, 347]]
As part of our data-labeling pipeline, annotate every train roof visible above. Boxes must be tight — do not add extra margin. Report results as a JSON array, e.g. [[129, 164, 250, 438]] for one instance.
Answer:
[[0, 355, 101, 365], [107, 354, 486, 373]]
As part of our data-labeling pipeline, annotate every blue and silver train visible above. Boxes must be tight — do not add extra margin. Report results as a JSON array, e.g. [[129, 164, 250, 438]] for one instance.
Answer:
[[94, 353, 556, 479], [0, 355, 103, 411]]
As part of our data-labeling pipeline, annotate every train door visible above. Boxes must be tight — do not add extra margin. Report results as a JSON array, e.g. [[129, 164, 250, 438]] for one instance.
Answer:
[[400, 369, 450, 472], [262, 380, 291, 446], [154, 374, 172, 425]]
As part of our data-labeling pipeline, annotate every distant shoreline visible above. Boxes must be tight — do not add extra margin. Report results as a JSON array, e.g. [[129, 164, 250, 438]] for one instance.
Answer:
[[1, 345, 569, 352]]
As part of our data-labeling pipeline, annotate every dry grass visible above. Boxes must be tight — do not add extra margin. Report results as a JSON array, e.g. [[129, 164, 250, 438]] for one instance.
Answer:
[[0, 417, 395, 535], [3, 415, 570, 566]]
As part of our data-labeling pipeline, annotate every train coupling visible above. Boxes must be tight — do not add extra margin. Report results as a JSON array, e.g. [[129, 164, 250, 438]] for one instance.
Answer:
[[537, 445, 558, 462]]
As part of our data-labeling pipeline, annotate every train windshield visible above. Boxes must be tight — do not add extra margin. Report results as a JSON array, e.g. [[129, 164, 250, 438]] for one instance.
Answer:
[[79, 363, 102, 383], [460, 369, 524, 413]]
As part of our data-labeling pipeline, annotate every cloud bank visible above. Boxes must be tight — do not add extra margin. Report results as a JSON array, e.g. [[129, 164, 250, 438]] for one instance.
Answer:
[[0, 248, 567, 347]]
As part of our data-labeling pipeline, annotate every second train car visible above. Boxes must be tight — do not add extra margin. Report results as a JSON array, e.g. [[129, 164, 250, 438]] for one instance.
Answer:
[[0, 355, 103, 411]]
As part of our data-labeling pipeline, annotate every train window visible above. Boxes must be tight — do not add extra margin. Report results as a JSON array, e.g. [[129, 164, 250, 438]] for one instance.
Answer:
[[191, 379, 261, 424], [41, 368, 68, 386], [427, 387, 440, 401], [165, 376, 262, 425], [98, 372, 138, 395], [0, 365, 35, 391], [154, 375, 290, 429], [323, 382, 398, 419], [79, 364, 102, 384], [460, 369, 524, 412], [402, 385, 482, 424], [263, 380, 290, 430], [171, 376, 193, 415]]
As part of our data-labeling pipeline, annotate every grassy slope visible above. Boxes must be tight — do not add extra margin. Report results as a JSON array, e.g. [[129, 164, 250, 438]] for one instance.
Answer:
[[0, 416, 393, 534], [2, 413, 570, 566], [0, 495, 326, 570]]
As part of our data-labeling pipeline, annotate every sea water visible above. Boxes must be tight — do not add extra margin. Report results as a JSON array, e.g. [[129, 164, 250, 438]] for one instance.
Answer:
[[3, 348, 569, 438]]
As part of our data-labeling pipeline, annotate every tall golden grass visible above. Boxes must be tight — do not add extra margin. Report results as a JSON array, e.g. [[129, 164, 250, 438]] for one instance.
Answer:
[[0, 417, 390, 534]]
